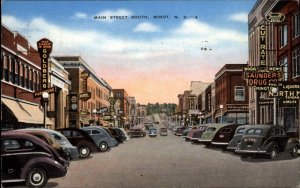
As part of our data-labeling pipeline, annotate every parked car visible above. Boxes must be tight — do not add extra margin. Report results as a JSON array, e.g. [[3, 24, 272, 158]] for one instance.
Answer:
[[19, 128, 80, 161], [181, 126, 196, 138], [107, 127, 124, 143], [127, 127, 146, 138], [81, 126, 118, 151], [148, 127, 158, 137], [174, 126, 186, 136], [1, 131, 69, 188], [189, 125, 209, 143], [235, 125, 300, 159], [227, 125, 251, 151], [14, 129, 70, 160], [117, 128, 130, 141], [57, 127, 99, 158], [198, 123, 229, 146], [159, 127, 168, 136], [211, 124, 241, 147], [114, 128, 128, 141]]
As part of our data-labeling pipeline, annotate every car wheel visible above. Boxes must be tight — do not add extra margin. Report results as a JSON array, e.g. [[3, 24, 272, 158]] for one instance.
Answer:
[[270, 146, 278, 160], [26, 168, 48, 188], [79, 146, 91, 158], [290, 144, 299, 158], [99, 142, 109, 151]]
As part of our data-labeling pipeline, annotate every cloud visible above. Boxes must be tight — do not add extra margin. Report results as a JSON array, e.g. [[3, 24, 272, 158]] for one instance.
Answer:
[[229, 12, 248, 23], [73, 12, 88, 19], [133, 22, 161, 33], [2, 15, 248, 103], [94, 9, 132, 23]]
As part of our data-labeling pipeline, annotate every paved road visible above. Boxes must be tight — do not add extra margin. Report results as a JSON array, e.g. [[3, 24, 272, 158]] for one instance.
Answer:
[[49, 129, 300, 188], [5, 129, 300, 188]]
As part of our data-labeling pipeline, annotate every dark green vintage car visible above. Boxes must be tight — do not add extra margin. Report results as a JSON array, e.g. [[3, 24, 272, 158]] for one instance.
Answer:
[[235, 124, 299, 160]]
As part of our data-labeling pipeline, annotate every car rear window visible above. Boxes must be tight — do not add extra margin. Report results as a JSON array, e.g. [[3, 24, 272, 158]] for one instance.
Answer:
[[160, 128, 167, 132], [220, 128, 231, 133], [206, 127, 216, 132], [236, 128, 245, 134], [246, 128, 263, 135]]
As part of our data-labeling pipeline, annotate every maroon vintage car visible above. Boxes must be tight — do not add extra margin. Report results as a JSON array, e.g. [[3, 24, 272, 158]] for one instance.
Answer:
[[211, 123, 241, 147], [174, 126, 186, 136], [1, 131, 69, 187], [187, 125, 208, 143]]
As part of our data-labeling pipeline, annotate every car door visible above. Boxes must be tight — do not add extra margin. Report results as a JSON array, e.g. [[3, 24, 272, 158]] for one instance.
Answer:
[[1, 138, 35, 181]]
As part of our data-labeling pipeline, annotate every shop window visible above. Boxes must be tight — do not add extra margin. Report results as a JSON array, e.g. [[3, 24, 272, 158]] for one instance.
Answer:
[[3, 55, 9, 81], [293, 11, 299, 39], [9, 58, 14, 83], [234, 86, 245, 101], [279, 57, 288, 81], [279, 24, 288, 48], [292, 47, 300, 78]]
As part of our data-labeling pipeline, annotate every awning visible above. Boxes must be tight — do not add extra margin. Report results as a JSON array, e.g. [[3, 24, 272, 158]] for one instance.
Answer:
[[2, 98, 54, 125]]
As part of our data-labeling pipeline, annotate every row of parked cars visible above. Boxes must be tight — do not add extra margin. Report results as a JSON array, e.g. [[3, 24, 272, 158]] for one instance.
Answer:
[[169, 123, 300, 160], [1, 126, 130, 187]]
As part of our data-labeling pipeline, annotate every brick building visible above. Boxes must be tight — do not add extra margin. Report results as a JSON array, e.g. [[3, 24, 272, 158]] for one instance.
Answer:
[[214, 64, 249, 124], [1, 24, 53, 129], [112, 89, 130, 127], [53, 56, 112, 128]]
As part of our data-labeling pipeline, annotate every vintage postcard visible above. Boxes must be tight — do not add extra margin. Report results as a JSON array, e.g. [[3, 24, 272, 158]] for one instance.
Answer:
[[1, 0, 300, 188]]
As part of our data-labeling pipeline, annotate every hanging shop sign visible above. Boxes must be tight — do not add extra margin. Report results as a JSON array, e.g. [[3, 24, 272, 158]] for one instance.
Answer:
[[243, 66, 282, 90], [34, 87, 56, 98], [265, 13, 285, 23], [268, 82, 300, 106], [207, 93, 211, 112], [109, 97, 114, 114], [80, 109, 90, 116], [97, 107, 108, 114], [260, 25, 266, 67], [69, 94, 78, 111], [37, 38, 53, 90], [79, 70, 91, 101]]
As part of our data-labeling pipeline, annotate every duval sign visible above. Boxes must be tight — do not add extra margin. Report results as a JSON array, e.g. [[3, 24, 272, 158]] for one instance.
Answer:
[[265, 13, 285, 23]]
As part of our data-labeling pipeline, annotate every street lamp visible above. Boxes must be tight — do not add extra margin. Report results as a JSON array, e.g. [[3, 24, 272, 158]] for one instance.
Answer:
[[220, 104, 224, 123], [113, 115, 117, 127], [199, 112, 202, 125], [271, 87, 278, 125], [42, 91, 49, 128], [92, 109, 97, 125], [189, 114, 192, 126]]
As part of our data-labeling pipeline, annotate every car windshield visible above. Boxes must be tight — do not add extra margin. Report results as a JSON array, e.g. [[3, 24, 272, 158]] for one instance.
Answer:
[[49, 132, 72, 146], [246, 128, 263, 135], [220, 128, 231, 133], [199, 126, 206, 130]]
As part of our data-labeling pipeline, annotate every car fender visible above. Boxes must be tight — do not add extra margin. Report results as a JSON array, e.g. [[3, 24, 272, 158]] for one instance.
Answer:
[[20, 157, 58, 179], [262, 140, 278, 152], [284, 138, 300, 152]]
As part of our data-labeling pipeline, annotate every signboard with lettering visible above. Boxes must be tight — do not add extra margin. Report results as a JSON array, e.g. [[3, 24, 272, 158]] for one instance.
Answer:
[[69, 94, 78, 111], [81, 70, 90, 92], [34, 87, 56, 98], [79, 92, 91, 101], [98, 107, 108, 114], [227, 105, 249, 111], [243, 66, 282, 89], [80, 109, 90, 116], [268, 82, 300, 107], [260, 25, 266, 67], [265, 13, 285, 23], [109, 97, 114, 114], [37, 38, 53, 90]]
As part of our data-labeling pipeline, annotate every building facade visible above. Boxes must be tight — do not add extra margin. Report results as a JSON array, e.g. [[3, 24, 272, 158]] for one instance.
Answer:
[[1, 24, 53, 129], [248, 0, 299, 137], [214, 64, 249, 124], [53, 56, 112, 128], [112, 89, 130, 127]]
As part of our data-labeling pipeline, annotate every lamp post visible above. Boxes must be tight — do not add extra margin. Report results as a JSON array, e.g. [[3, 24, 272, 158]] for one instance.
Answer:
[[92, 109, 97, 125], [113, 115, 116, 127], [199, 112, 202, 125], [189, 114, 192, 126], [271, 87, 278, 125], [42, 91, 49, 128], [220, 104, 224, 123]]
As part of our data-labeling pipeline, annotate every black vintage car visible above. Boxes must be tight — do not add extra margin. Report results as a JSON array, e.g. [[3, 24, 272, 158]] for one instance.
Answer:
[[211, 123, 241, 147], [1, 131, 69, 188], [227, 125, 251, 151], [235, 125, 300, 159], [127, 127, 146, 138], [57, 127, 99, 158]]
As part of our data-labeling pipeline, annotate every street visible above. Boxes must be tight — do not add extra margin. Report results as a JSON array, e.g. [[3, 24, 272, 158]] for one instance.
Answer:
[[43, 126, 300, 188]]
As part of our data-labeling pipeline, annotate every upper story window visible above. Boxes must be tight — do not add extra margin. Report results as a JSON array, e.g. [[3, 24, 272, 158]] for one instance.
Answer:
[[3, 55, 9, 82], [292, 47, 300, 78], [279, 24, 288, 48], [279, 56, 288, 81], [293, 11, 299, 39], [9, 58, 14, 83], [234, 86, 245, 101]]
